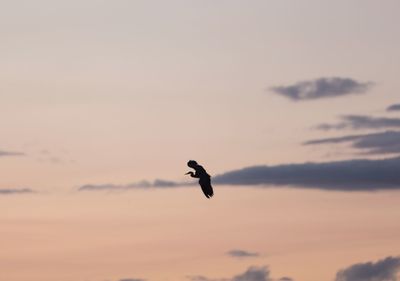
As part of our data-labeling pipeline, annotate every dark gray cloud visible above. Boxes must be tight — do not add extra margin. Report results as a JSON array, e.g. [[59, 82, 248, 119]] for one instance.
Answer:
[[232, 266, 271, 281], [0, 150, 25, 157], [387, 104, 400, 112], [0, 188, 34, 195], [270, 77, 373, 101], [304, 130, 400, 155], [278, 278, 293, 281], [335, 256, 400, 281], [227, 249, 260, 258], [316, 115, 400, 131], [213, 156, 400, 191], [79, 179, 182, 191], [188, 266, 272, 281]]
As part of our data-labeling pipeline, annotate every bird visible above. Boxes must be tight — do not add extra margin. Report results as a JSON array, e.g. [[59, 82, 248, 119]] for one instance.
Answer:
[[185, 160, 214, 198]]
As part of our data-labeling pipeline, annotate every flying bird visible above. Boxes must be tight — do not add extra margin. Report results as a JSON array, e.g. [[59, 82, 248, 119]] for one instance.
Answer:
[[185, 160, 214, 198]]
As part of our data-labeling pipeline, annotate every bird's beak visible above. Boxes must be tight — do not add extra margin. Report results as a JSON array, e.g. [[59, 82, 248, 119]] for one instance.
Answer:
[[185, 172, 191, 175]]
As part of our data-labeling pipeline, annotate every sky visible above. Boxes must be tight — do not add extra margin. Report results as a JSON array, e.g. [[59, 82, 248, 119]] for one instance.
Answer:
[[1, 1, 400, 281]]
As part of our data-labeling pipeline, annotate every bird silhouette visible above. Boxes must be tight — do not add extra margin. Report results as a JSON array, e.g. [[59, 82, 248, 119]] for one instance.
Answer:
[[185, 160, 214, 198]]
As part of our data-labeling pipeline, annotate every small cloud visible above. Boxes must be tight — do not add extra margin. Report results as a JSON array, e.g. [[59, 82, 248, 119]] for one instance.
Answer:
[[232, 266, 271, 281], [335, 256, 400, 281], [0, 150, 25, 157], [0, 188, 34, 195], [227, 249, 260, 258], [315, 115, 400, 131], [270, 77, 373, 101], [188, 266, 272, 281], [387, 104, 400, 112], [278, 278, 293, 281]]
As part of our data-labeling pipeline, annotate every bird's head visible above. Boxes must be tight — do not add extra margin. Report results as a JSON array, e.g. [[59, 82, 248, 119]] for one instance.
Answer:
[[187, 160, 198, 168]]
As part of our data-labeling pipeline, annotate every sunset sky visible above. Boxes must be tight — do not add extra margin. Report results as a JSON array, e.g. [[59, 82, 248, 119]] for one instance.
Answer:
[[1, 1, 400, 281]]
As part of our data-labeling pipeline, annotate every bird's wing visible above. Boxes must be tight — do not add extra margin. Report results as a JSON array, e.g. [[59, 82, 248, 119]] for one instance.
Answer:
[[199, 180, 213, 198]]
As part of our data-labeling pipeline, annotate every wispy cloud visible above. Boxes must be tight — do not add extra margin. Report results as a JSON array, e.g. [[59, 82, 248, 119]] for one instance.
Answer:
[[78, 179, 184, 191], [0, 188, 34, 195], [270, 77, 373, 101], [0, 150, 25, 157], [387, 104, 400, 112], [227, 249, 260, 258], [315, 115, 400, 131], [335, 256, 400, 281], [304, 130, 400, 155]]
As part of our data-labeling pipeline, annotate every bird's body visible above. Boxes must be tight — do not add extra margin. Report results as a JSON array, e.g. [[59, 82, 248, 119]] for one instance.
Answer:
[[186, 160, 214, 198]]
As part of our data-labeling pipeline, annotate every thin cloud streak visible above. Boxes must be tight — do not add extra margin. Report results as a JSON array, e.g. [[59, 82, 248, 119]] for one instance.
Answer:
[[316, 115, 400, 131], [78, 179, 186, 191], [227, 249, 260, 258], [270, 77, 373, 101], [0, 188, 34, 195], [0, 150, 25, 157], [304, 130, 400, 155]]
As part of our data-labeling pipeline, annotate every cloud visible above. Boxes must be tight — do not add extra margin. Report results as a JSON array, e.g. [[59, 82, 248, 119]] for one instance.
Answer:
[[232, 266, 272, 281], [188, 266, 293, 281], [270, 77, 373, 101], [387, 104, 400, 112], [335, 256, 400, 281], [80, 156, 400, 192], [304, 130, 400, 155], [188, 266, 272, 281], [316, 115, 400, 131], [0, 188, 34, 195], [0, 150, 25, 157], [78, 179, 184, 191], [187, 276, 218, 281], [227, 249, 260, 258], [213, 156, 400, 191]]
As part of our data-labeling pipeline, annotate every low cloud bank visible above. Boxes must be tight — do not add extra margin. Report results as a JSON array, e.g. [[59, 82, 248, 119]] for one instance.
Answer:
[[213, 157, 400, 191], [79, 157, 400, 192]]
